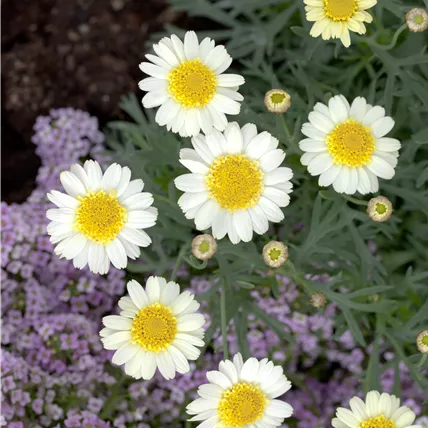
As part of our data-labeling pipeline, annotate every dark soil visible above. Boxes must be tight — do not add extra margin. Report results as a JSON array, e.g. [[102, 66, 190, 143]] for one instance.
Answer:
[[1, 0, 183, 203]]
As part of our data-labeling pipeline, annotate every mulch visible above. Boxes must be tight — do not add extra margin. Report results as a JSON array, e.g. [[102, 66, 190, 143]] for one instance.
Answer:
[[1, 0, 183, 202]]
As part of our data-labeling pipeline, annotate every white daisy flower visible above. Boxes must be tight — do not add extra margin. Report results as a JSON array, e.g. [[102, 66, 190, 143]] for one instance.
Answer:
[[332, 390, 421, 428], [139, 31, 245, 137], [187, 353, 293, 428], [304, 0, 377, 48], [174, 122, 294, 244], [299, 95, 401, 195], [46, 160, 158, 274], [100, 277, 205, 380]]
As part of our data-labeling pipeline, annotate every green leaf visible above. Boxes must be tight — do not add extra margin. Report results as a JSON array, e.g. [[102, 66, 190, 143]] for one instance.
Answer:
[[341, 307, 366, 347]]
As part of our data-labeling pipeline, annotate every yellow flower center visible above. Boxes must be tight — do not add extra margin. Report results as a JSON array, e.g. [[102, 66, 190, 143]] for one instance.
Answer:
[[375, 202, 387, 215], [206, 154, 264, 212], [199, 240, 210, 253], [414, 14, 424, 25], [422, 335, 428, 346], [324, 0, 357, 21], [269, 248, 282, 261], [326, 119, 375, 167], [168, 59, 217, 109], [360, 415, 396, 428], [74, 190, 127, 245], [218, 382, 267, 427], [271, 93, 286, 104], [131, 303, 177, 352]]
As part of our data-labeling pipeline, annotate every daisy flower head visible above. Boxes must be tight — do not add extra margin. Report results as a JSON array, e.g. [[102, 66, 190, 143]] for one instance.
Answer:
[[304, 0, 377, 48], [46, 160, 158, 274], [332, 390, 421, 428], [299, 95, 401, 195], [174, 122, 294, 244], [100, 277, 205, 380], [187, 353, 293, 428], [139, 31, 245, 137]]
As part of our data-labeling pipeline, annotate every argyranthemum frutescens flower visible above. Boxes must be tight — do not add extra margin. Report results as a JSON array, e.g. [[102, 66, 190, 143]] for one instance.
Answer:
[[299, 95, 401, 195], [304, 0, 377, 48], [174, 122, 293, 244], [100, 277, 205, 380], [46, 160, 158, 275], [332, 390, 421, 428], [187, 353, 293, 428], [139, 31, 245, 137]]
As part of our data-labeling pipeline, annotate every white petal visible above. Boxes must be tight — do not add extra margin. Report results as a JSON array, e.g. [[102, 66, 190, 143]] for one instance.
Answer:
[[264, 168, 293, 185], [195, 199, 220, 231], [153, 353, 175, 381], [371, 117, 395, 138], [146, 276, 161, 303], [184, 31, 199, 60], [141, 351, 157, 380], [309, 111, 335, 133], [308, 153, 334, 176], [328, 95, 349, 124], [168, 345, 190, 374], [350, 97, 368, 122], [103, 315, 133, 330], [367, 155, 395, 179], [211, 209, 228, 240], [60, 171, 86, 198], [258, 197, 284, 222], [299, 138, 328, 153], [224, 122, 243, 154], [376, 137, 401, 152], [206, 370, 232, 389], [211, 94, 241, 115], [175, 174, 206, 193], [217, 74, 245, 87], [106, 239, 127, 269], [127, 279, 149, 308], [246, 132, 273, 160], [127, 210, 157, 229], [112, 342, 140, 366], [259, 149, 285, 172], [248, 205, 269, 235], [233, 210, 253, 242], [139, 62, 169, 79], [119, 228, 152, 247], [362, 106, 386, 126], [118, 179, 144, 202]]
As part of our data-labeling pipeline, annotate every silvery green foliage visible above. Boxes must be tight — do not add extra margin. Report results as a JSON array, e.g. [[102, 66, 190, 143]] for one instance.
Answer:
[[106, 0, 428, 398]]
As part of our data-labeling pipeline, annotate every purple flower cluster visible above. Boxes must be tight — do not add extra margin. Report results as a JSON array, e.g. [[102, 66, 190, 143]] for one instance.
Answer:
[[29, 107, 108, 204], [1, 109, 426, 427]]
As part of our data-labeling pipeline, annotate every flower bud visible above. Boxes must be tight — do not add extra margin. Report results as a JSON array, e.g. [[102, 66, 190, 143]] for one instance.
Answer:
[[191, 234, 217, 261], [416, 330, 428, 354], [262, 241, 288, 268], [367, 196, 392, 222], [264, 89, 291, 114], [309, 292, 326, 309], [406, 8, 428, 32]]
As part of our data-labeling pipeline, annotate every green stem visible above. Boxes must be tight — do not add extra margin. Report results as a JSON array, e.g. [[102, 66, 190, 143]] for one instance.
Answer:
[[220, 279, 229, 360], [100, 373, 126, 419], [170, 243, 189, 282], [418, 354, 427, 367], [342, 194, 368, 206], [279, 115, 297, 152]]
